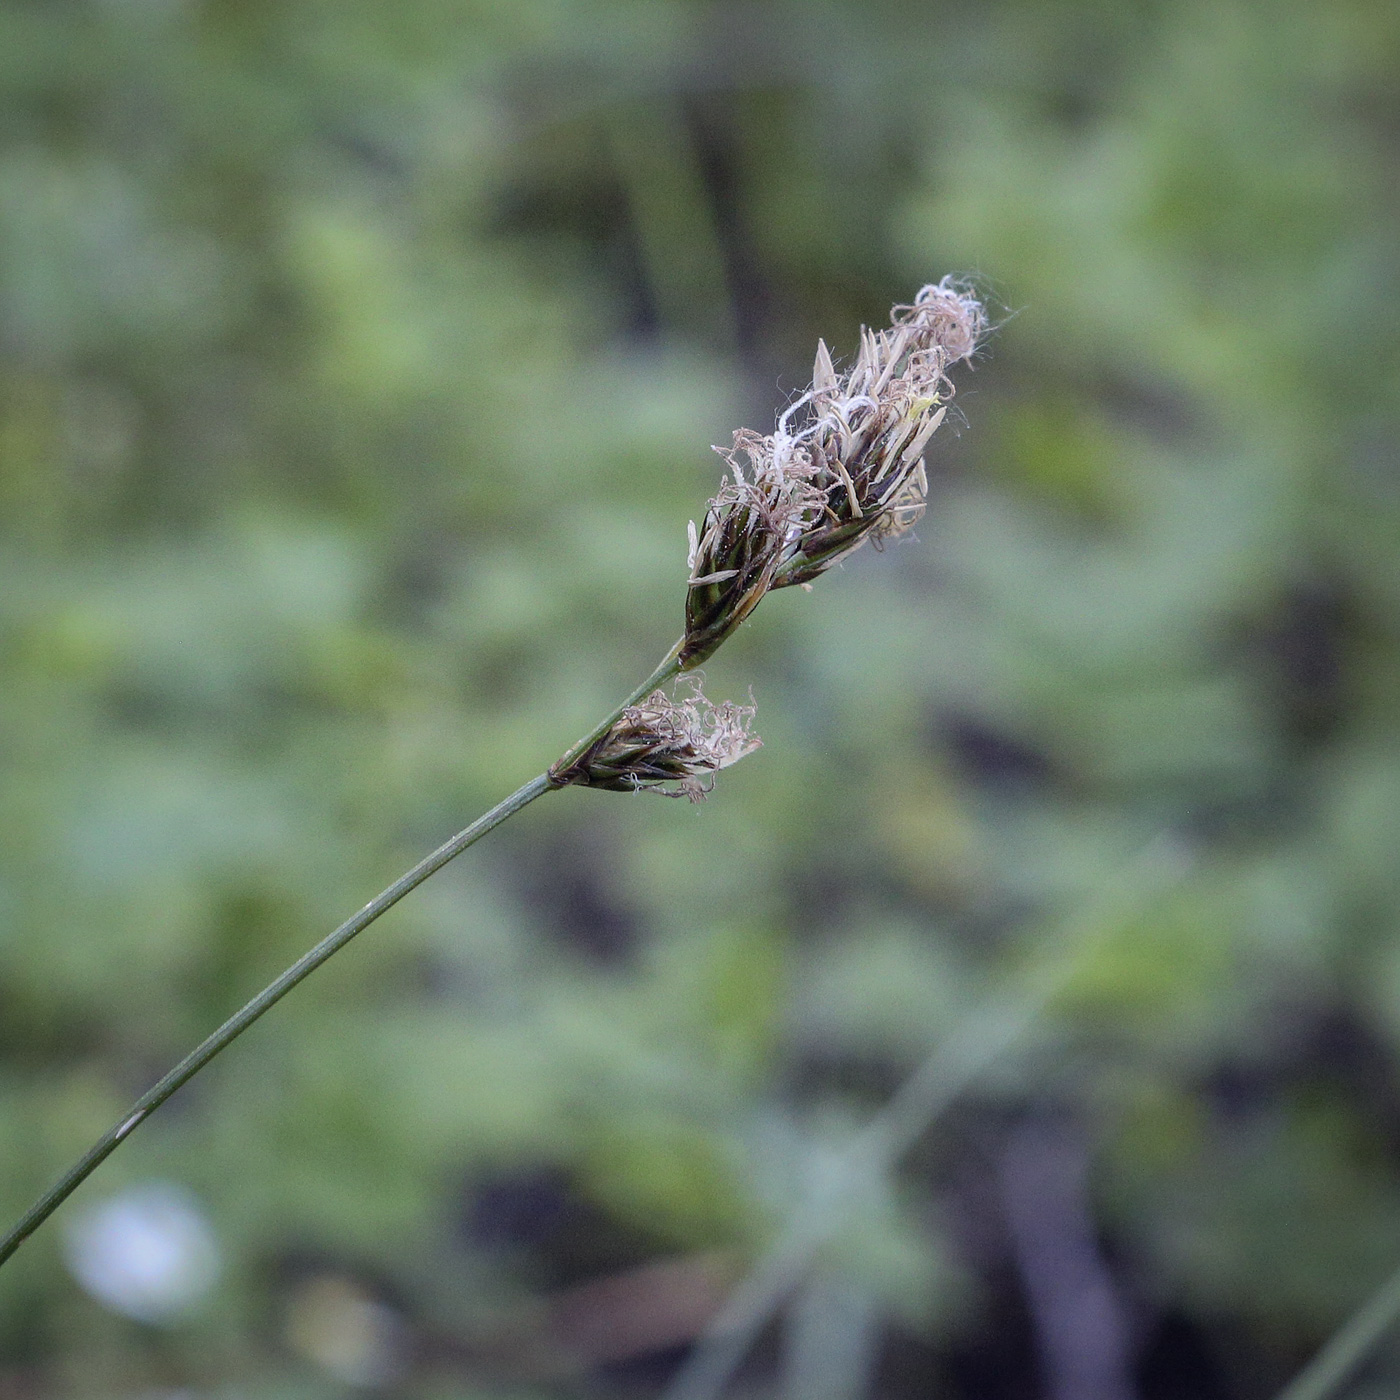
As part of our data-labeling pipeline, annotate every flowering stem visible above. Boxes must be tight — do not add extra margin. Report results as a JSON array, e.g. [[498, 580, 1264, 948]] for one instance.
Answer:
[[549, 637, 687, 778], [0, 276, 985, 1269], [0, 639, 690, 1271], [1273, 1260, 1400, 1400]]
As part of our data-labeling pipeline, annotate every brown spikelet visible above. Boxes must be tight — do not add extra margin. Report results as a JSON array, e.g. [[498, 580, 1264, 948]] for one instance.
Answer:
[[549, 679, 760, 802], [679, 279, 985, 661]]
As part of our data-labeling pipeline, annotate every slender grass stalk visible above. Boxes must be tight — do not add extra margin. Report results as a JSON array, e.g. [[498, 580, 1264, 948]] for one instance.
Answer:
[[0, 643, 687, 1271], [1274, 1262, 1400, 1400], [661, 835, 1190, 1400], [0, 776, 549, 1270]]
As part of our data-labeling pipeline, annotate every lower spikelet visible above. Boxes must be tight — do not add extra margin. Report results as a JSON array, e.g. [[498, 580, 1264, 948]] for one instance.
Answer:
[[549, 679, 759, 802]]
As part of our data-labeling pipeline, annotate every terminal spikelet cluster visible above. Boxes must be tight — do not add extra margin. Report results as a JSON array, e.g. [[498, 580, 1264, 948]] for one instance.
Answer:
[[681, 278, 985, 665]]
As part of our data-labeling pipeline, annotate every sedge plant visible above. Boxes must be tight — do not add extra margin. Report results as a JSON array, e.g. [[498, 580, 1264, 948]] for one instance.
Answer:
[[0, 279, 986, 1269]]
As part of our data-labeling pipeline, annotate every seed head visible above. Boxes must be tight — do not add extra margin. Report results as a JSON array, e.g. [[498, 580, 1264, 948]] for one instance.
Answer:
[[549, 680, 760, 802], [680, 278, 984, 662]]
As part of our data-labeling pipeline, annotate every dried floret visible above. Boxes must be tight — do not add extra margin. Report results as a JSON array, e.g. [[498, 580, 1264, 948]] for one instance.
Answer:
[[549, 680, 759, 801], [774, 278, 985, 586], [679, 279, 985, 661]]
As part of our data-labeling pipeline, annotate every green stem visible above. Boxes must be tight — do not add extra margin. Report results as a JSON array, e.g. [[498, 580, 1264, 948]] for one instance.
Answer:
[[0, 772, 551, 1270], [549, 637, 686, 776], [0, 640, 691, 1271], [1274, 1261, 1400, 1400]]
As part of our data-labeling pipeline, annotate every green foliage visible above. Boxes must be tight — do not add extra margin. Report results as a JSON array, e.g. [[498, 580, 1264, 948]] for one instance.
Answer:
[[2, 0, 1400, 1395]]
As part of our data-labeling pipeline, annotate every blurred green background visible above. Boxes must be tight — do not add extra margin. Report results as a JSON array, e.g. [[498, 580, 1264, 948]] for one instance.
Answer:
[[2, 1, 1399, 1397]]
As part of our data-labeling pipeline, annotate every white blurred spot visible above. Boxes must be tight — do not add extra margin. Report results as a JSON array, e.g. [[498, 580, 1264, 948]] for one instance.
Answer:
[[285, 1274, 408, 1388], [62, 1182, 221, 1324]]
